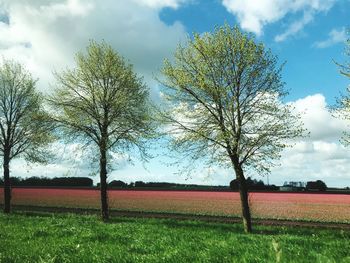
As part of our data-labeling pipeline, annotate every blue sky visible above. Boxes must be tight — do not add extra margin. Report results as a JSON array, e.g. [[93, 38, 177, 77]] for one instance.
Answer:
[[159, 0, 349, 102], [0, 0, 349, 187]]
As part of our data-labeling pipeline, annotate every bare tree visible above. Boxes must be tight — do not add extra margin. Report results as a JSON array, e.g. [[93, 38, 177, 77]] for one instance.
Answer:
[[0, 59, 53, 213], [49, 41, 155, 221], [159, 25, 305, 233]]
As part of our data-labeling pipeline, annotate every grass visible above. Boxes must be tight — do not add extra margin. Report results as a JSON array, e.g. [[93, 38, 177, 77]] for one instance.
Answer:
[[0, 212, 349, 263]]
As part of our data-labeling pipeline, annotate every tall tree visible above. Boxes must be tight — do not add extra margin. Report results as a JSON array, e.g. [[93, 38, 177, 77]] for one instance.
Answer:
[[0, 60, 53, 213], [159, 25, 304, 233], [334, 30, 350, 144], [338, 31, 349, 78], [49, 41, 154, 221]]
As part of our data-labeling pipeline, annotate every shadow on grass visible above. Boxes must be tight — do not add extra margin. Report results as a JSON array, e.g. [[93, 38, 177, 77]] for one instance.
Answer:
[[3, 210, 341, 238], [94, 216, 337, 237], [15, 210, 58, 218], [108, 215, 281, 235], [9, 210, 98, 220]]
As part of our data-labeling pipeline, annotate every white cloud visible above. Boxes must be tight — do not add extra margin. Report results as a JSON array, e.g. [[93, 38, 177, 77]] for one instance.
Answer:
[[274, 11, 313, 42], [0, 0, 187, 94], [313, 27, 347, 48], [6, 92, 350, 187], [222, 0, 335, 39], [222, 0, 288, 35], [135, 0, 186, 9], [272, 140, 350, 187], [153, 93, 350, 187], [1, 1, 349, 187], [269, 94, 350, 187], [0, 0, 187, 182], [292, 94, 348, 141], [9, 142, 132, 184]]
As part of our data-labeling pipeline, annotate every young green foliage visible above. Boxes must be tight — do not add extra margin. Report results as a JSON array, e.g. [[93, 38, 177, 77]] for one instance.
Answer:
[[159, 25, 305, 233], [338, 30, 350, 78], [49, 41, 155, 221], [0, 59, 53, 213], [333, 30, 350, 145]]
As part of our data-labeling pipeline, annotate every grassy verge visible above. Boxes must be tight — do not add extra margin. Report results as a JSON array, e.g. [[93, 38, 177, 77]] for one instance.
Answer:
[[6, 204, 350, 226], [0, 212, 349, 263]]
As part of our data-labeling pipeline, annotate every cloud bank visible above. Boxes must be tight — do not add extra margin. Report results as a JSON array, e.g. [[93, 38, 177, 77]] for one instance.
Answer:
[[10, 93, 350, 187], [0, 0, 187, 95], [270, 94, 350, 187]]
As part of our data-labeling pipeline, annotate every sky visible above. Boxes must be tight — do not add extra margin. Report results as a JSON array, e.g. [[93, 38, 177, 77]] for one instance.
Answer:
[[0, 0, 349, 187]]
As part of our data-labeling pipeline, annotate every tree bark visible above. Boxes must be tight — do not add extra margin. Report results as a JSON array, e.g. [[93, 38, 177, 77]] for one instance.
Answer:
[[3, 151, 11, 214], [99, 144, 109, 221], [230, 153, 252, 233], [235, 166, 252, 233]]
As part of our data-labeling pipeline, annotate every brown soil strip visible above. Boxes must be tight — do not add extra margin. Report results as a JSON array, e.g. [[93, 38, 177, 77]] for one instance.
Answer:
[[6, 204, 350, 230]]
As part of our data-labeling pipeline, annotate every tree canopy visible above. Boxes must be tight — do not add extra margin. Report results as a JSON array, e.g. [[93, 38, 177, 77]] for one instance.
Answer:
[[0, 59, 53, 213], [160, 25, 304, 174], [333, 30, 350, 145], [0, 60, 53, 163], [50, 41, 154, 154], [49, 41, 155, 220], [159, 24, 305, 232], [338, 30, 349, 78]]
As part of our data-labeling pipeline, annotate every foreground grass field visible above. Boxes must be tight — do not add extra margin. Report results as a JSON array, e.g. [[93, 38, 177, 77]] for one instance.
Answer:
[[0, 213, 349, 263]]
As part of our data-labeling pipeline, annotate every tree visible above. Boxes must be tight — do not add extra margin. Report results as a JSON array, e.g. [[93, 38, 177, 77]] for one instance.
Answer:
[[337, 30, 349, 78], [230, 177, 272, 191], [134, 181, 146, 187], [109, 180, 127, 188], [0, 60, 53, 213], [159, 25, 304, 233], [49, 41, 154, 221], [229, 179, 240, 190], [306, 180, 327, 191], [334, 30, 350, 144]]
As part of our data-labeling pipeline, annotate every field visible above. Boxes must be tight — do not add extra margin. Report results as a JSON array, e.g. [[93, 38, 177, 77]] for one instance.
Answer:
[[1, 188, 350, 223], [1, 212, 350, 263]]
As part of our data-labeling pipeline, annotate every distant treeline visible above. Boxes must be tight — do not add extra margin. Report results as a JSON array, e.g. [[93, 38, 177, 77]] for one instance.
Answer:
[[106, 180, 231, 190], [107, 179, 278, 191], [281, 180, 328, 191], [0, 177, 273, 190], [0, 176, 93, 187], [0, 177, 340, 192], [229, 177, 279, 191]]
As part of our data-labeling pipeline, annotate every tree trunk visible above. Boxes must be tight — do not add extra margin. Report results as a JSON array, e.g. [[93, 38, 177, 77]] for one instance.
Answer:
[[3, 151, 11, 214], [235, 166, 252, 233], [99, 145, 109, 221], [229, 153, 252, 233]]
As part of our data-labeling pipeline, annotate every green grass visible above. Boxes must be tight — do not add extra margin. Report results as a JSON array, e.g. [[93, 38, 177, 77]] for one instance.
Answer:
[[0, 212, 349, 263]]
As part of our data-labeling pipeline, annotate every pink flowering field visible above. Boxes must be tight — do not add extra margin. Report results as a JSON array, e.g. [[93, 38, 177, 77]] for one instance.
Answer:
[[1, 188, 349, 223]]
